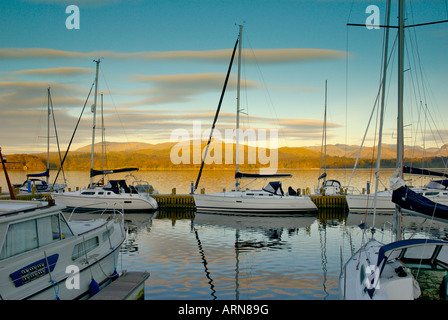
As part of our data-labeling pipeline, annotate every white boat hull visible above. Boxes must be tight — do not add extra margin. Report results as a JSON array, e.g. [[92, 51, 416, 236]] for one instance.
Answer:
[[52, 189, 158, 213], [347, 189, 448, 213], [339, 239, 420, 300], [194, 191, 317, 214]]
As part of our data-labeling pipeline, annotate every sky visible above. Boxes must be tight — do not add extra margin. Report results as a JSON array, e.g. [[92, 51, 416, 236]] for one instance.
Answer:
[[1, 0, 448, 155]]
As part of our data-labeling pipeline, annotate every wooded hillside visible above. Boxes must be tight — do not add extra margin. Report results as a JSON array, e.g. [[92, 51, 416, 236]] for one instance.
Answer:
[[3, 141, 447, 171]]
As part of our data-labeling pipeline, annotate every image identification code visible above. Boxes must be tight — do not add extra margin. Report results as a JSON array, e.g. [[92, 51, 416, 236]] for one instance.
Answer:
[[178, 304, 269, 317]]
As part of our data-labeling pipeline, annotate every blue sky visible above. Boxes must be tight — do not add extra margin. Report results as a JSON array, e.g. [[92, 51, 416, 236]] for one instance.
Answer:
[[1, 0, 448, 154]]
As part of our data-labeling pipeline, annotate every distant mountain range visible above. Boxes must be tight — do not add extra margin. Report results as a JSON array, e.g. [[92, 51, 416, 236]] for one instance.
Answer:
[[75, 141, 448, 159], [4, 140, 448, 171]]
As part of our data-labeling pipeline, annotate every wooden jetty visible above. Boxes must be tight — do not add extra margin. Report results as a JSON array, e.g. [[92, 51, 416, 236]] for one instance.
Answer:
[[154, 193, 347, 210], [0, 191, 348, 210], [89, 271, 149, 300]]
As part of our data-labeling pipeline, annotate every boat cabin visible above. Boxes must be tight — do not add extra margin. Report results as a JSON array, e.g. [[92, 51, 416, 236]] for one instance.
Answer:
[[375, 239, 448, 299], [0, 202, 73, 261]]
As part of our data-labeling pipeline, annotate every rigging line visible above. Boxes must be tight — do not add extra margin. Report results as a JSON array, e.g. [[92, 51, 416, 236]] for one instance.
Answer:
[[99, 65, 130, 147], [32, 91, 48, 153], [406, 5, 448, 169], [244, 33, 286, 148], [240, 32, 251, 131], [52, 81, 95, 186], [344, 22, 350, 185], [49, 89, 67, 184], [347, 33, 398, 188], [194, 38, 239, 192]]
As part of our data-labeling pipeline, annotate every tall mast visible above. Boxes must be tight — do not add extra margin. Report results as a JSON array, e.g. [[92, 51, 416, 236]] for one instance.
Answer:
[[235, 25, 243, 191], [47, 87, 51, 183], [372, 0, 391, 230], [323, 80, 327, 185], [101, 93, 105, 173], [397, 0, 404, 177], [90, 59, 100, 188], [394, 0, 405, 241]]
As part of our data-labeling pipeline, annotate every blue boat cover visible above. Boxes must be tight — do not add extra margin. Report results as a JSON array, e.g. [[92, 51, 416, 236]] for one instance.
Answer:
[[367, 238, 448, 298], [403, 166, 448, 178], [235, 171, 292, 179], [90, 167, 138, 177], [263, 181, 284, 196], [392, 185, 448, 222], [26, 169, 49, 178], [376, 238, 448, 270]]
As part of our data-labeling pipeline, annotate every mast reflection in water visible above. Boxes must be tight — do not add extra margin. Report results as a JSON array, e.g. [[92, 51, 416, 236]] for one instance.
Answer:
[[119, 208, 446, 300]]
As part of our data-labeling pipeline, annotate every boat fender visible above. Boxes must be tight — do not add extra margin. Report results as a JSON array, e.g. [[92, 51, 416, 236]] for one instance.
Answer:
[[89, 278, 100, 296], [112, 269, 119, 280]]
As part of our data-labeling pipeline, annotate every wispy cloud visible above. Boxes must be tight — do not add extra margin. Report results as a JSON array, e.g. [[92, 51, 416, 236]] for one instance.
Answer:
[[11, 67, 93, 76], [278, 118, 342, 130], [0, 48, 348, 64], [0, 80, 87, 109], [124, 73, 260, 107]]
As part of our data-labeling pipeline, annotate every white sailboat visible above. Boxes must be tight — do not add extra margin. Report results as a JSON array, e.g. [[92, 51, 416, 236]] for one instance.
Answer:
[[193, 26, 317, 215], [339, 0, 448, 300], [14, 88, 66, 195], [315, 80, 343, 196], [52, 60, 158, 213]]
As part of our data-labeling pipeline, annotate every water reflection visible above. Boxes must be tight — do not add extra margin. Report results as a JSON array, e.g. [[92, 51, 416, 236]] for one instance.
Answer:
[[118, 208, 447, 300]]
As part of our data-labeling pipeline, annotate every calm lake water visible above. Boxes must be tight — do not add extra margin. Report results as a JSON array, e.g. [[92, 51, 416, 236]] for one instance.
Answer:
[[1, 169, 447, 300]]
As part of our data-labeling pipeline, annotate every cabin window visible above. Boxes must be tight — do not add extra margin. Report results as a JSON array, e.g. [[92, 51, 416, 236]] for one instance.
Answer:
[[98, 192, 104, 195], [0, 213, 74, 260], [102, 226, 114, 242], [60, 216, 73, 239], [81, 191, 95, 195], [72, 237, 99, 261], [425, 192, 439, 196], [0, 220, 38, 259], [37, 215, 60, 246]]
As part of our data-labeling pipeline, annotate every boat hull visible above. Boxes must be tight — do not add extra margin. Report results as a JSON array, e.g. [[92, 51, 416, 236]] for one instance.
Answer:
[[193, 191, 318, 215], [0, 202, 126, 300], [52, 190, 158, 213], [346, 192, 394, 213], [339, 239, 419, 300], [347, 189, 448, 213]]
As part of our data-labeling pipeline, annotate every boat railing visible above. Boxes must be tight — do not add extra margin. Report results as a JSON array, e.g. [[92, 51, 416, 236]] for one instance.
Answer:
[[66, 201, 125, 226], [126, 174, 158, 195], [343, 186, 363, 195]]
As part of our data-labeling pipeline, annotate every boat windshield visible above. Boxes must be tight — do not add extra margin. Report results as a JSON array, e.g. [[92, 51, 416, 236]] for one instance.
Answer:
[[0, 212, 74, 260]]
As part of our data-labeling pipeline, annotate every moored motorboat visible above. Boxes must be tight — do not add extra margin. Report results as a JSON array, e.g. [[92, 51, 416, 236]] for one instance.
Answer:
[[0, 199, 125, 300]]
